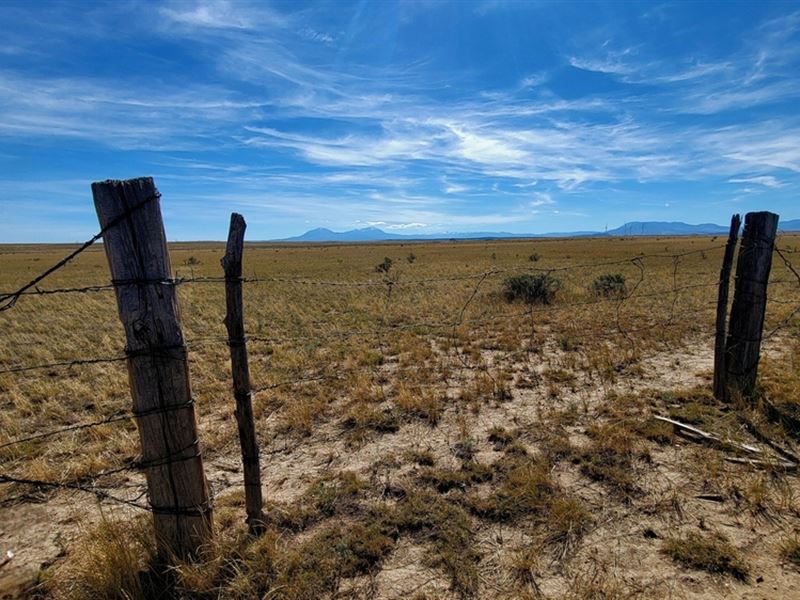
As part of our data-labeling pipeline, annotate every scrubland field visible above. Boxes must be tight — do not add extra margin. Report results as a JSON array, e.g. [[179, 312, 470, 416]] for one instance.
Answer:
[[1, 234, 800, 599]]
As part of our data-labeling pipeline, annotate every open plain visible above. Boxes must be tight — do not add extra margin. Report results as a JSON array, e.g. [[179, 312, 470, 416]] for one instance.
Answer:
[[1, 234, 800, 599]]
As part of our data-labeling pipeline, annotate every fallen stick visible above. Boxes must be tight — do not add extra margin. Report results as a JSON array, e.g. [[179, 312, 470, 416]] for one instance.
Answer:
[[654, 416, 763, 455], [723, 456, 798, 471]]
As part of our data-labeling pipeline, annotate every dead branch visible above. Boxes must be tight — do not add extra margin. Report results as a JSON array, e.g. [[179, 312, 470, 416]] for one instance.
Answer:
[[654, 415, 762, 455], [723, 456, 798, 471]]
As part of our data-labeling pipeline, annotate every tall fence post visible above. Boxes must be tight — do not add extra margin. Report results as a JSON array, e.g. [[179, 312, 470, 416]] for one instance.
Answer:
[[713, 214, 741, 400], [92, 177, 213, 558], [221, 213, 264, 534], [723, 211, 780, 401]]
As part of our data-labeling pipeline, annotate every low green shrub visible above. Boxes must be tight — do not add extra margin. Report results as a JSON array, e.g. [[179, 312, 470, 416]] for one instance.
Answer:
[[503, 274, 561, 305], [592, 273, 626, 297], [375, 257, 393, 273]]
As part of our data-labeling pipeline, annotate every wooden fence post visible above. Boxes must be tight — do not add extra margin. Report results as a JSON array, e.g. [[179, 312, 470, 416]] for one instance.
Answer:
[[723, 211, 780, 401], [713, 214, 741, 400], [92, 177, 213, 558], [221, 213, 265, 534]]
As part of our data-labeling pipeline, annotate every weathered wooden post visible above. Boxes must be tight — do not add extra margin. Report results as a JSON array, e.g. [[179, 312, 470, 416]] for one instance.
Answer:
[[221, 213, 265, 534], [723, 211, 779, 401], [713, 214, 741, 400], [92, 177, 213, 558]]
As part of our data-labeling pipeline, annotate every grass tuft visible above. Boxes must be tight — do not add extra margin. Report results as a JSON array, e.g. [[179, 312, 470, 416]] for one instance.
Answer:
[[42, 515, 156, 600], [378, 490, 480, 598], [662, 532, 749, 581], [419, 460, 493, 493], [575, 423, 647, 498], [780, 535, 800, 569]]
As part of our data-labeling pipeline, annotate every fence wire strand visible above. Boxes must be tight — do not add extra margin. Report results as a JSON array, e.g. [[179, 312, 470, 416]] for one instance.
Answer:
[[0, 193, 160, 312], [2, 232, 799, 514]]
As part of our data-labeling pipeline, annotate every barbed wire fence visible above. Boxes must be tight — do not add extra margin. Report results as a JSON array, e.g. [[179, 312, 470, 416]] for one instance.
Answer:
[[0, 189, 799, 558]]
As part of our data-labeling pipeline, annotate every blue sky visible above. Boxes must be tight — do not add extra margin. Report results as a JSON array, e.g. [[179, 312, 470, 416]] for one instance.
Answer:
[[1, 1, 799, 242]]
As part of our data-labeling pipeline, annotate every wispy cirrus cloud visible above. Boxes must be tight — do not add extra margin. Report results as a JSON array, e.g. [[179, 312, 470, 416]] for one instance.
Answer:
[[0, 0, 798, 242], [728, 175, 784, 188], [158, 0, 287, 30], [530, 192, 555, 207], [566, 11, 800, 116]]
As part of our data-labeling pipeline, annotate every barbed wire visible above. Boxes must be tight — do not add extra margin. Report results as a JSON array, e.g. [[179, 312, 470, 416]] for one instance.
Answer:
[[0, 243, 730, 301], [3, 292, 792, 459], [1, 232, 799, 516], [6, 240, 800, 305], [1, 316, 795, 510], [202, 244, 732, 288], [0, 355, 129, 375], [0, 283, 118, 297], [0, 411, 133, 451], [775, 247, 800, 286], [0, 474, 151, 511], [0, 193, 160, 312], [243, 280, 723, 344], [3, 272, 793, 377], [0, 369, 344, 452]]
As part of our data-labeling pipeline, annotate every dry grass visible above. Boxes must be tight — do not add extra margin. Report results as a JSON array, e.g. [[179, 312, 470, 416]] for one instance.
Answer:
[[662, 531, 750, 581], [2, 234, 800, 598], [780, 535, 800, 570]]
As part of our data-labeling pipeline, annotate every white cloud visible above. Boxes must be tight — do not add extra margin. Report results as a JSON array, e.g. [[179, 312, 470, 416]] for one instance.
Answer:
[[565, 16, 800, 116], [568, 54, 634, 75], [702, 123, 800, 173], [385, 222, 428, 230], [442, 177, 468, 194], [529, 192, 554, 207], [3, 1, 800, 242], [520, 73, 548, 88], [298, 27, 335, 43], [441, 121, 528, 164], [728, 175, 784, 188], [160, 1, 255, 29]]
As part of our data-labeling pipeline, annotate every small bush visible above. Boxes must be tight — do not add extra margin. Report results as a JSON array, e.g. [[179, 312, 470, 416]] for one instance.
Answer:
[[503, 274, 561, 305], [375, 257, 393, 273], [592, 273, 626, 297], [406, 252, 416, 263], [528, 252, 541, 262]]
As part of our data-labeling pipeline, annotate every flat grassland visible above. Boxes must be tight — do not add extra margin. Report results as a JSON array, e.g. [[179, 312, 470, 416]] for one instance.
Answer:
[[1, 234, 800, 599]]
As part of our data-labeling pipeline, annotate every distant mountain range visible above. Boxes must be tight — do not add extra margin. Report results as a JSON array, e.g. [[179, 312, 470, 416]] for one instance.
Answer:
[[280, 219, 800, 242]]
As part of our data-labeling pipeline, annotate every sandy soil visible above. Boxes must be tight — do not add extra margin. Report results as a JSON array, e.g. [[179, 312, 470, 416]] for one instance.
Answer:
[[2, 336, 799, 599]]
